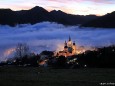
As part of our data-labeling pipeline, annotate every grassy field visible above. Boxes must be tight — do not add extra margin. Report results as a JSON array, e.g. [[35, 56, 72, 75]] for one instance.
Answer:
[[0, 66, 115, 86]]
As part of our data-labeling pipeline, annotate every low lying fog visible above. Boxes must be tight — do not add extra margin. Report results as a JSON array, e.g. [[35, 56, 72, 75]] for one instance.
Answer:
[[0, 22, 115, 61]]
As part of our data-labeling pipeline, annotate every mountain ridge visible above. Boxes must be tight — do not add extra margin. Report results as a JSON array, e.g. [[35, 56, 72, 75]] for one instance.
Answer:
[[0, 6, 99, 26], [81, 11, 115, 28]]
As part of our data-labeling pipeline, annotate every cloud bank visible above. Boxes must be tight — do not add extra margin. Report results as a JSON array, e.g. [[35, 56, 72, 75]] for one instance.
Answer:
[[0, 22, 115, 61]]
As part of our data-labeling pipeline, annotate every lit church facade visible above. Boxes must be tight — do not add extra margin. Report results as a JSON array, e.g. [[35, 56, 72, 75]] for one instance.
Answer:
[[55, 36, 77, 57]]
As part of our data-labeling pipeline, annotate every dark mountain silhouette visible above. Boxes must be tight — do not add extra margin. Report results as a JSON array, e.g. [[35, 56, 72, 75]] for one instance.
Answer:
[[49, 10, 98, 25], [0, 6, 98, 26], [81, 11, 115, 28], [0, 9, 17, 26]]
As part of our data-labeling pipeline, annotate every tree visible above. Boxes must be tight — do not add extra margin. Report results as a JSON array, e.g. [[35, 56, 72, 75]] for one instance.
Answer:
[[15, 43, 30, 58]]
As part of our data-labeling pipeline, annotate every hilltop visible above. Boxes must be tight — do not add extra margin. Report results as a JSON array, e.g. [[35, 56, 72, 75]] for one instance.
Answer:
[[0, 6, 98, 26], [81, 11, 115, 28]]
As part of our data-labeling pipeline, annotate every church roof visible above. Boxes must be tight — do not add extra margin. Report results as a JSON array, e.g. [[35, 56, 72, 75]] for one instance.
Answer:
[[64, 46, 68, 48], [73, 41, 76, 45]]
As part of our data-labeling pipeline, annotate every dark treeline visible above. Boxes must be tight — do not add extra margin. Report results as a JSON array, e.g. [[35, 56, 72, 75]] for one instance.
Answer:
[[0, 45, 115, 68], [47, 45, 115, 68], [77, 45, 115, 68], [13, 54, 40, 67]]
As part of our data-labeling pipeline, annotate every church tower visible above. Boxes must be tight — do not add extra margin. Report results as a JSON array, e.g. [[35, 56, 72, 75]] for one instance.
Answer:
[[67, 36, 72, 47], [64, 41, 68, 52], [72, 41, 77, 54], [67, 36, 73, 53]]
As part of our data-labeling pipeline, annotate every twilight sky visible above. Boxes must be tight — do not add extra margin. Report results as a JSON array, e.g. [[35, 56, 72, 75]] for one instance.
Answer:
[[0, 0, 115, 15]]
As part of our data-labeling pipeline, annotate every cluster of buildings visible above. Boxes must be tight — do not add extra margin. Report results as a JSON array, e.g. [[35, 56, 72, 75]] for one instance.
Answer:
[[55, 36, 77, 57], [39, 36, 77, 66]]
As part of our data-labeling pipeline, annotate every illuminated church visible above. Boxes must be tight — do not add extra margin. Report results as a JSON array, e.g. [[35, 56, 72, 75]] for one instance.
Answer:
[[56, 36, 77, 57]]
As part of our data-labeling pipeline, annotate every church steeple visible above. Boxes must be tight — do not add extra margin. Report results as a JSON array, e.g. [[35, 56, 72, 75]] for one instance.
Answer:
[[65, 41, 67, 46], [69, 36, 71, 41], [64, 41, 68, 52]]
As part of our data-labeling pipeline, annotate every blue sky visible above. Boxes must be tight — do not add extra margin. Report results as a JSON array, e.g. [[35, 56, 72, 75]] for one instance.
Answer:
[[0, 0, 115, 15]]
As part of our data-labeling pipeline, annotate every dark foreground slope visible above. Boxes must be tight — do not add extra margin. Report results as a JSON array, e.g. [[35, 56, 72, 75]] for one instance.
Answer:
[[77, 46, 115, 68], [0, 6, 98, 26], [0, 67, 115, 86], [81, 11, 115, 28]]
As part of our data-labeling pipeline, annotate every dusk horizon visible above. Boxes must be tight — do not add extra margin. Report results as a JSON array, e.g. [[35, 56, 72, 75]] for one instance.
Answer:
[[0, 0, 115, 16]]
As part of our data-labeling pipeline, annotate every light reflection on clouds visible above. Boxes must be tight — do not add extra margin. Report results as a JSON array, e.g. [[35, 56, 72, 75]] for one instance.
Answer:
[[0, 22, 115, 61]]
